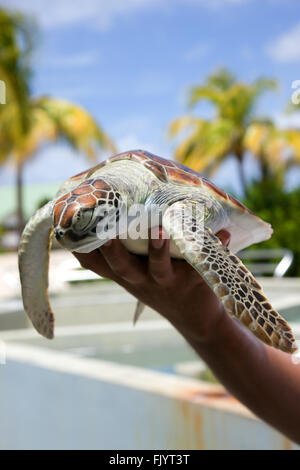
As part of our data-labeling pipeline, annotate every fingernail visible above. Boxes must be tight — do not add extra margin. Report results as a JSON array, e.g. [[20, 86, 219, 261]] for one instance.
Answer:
[[151, 238, 165, 249]]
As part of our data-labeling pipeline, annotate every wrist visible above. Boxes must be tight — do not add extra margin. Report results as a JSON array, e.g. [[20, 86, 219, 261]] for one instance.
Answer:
[[187, 310, 262, 362], [167, 304, 233, 348]]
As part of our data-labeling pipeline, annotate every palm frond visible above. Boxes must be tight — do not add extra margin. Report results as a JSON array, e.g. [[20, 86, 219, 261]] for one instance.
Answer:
[[188, 86, 223, 108], [33, 97, 116, 159]]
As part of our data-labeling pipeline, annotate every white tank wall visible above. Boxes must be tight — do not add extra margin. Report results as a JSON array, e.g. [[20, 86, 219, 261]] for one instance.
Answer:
[[0, 343, 297, 450]]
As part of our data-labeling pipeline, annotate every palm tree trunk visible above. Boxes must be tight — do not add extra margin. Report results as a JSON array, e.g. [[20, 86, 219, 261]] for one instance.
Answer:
[[235, 152, 248, 196], [16, 161, 24, 234], [259, 153, 270, 185]]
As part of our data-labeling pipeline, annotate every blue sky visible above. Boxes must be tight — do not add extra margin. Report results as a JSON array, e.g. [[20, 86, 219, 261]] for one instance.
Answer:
[[1, 0, 300, 194]]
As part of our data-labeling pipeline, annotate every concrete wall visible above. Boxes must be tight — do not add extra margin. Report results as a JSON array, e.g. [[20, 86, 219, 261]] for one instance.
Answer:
[[0, 343, 297, 450]]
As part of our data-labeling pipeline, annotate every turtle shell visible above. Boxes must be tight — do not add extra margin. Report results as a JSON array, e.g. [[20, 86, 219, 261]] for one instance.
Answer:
[[68, 149, 273, 253]]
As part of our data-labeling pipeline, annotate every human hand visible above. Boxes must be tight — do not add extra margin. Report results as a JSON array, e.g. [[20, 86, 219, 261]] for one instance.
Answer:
[[73, 231, 300, 445], [73, 229, 231, 344]]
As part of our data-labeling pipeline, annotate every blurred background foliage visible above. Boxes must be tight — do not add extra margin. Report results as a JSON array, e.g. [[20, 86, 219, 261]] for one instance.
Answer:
[[0, 6, 300, 275], [170, 68, 300, 276], [170, 68, 300, 194], [0, 7, 115, 234], [243, 180, 300, 276]]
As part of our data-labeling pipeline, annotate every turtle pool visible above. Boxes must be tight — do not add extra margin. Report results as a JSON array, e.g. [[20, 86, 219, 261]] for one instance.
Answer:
[[1, 280, 300, 449], [1, 278, 300, 377]]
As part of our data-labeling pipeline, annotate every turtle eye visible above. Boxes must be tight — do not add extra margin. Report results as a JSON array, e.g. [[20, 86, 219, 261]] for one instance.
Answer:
[[73, 208, 94, 232]]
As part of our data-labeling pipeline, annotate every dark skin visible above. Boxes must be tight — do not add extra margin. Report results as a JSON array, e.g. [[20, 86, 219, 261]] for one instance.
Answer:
[[73, 230, 300, 444]]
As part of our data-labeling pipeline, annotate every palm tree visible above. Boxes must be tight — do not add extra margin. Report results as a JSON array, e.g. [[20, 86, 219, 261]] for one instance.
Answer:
[[0, 97, 115, 230], [169, 68, 277, 194], [243, 121, 287, 187], [0, 8, 115, 232], [244, 119, 300, 188], [0, 9, 33, 135]]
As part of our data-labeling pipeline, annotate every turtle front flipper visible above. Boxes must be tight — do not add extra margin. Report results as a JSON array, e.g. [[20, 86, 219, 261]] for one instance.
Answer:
[[18, 201, 55, 339], [163, 200, 298, 354]]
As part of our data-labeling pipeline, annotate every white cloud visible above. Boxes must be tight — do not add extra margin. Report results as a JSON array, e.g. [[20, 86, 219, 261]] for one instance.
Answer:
[[0, 0, 158, 30], [38, 51, 100, 69], [116, 134, 151, 152], [274, 112, 300, 129], [115, 134, 169, 158], [0, 0, 250, 31], [111, 115, 169, 156], [266, 21, 300, 62]]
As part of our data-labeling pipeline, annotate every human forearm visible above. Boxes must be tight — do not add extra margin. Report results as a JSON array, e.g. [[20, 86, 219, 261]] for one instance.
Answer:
[[171, 309, 300, 444]]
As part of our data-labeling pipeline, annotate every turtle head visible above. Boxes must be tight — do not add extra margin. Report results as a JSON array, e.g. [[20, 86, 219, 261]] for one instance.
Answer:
[[53, 178, 124, 253]]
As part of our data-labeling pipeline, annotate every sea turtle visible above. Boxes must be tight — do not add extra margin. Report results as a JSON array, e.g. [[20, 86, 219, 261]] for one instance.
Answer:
[[19, 149, 297, 353]]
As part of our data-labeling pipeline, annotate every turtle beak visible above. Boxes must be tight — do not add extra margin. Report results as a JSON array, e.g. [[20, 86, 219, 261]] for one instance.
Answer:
[[54, 226, 102, 253]]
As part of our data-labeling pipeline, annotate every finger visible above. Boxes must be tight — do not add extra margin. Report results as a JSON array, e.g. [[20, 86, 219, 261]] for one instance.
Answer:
[[72, 249, 114, 279], [100, 238, 147, 284], [216, 229, 231, 247], [148, 228, 174, 283]]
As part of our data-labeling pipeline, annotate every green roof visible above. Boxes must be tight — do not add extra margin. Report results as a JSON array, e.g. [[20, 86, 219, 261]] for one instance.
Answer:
[[0, 182, 61, 223]]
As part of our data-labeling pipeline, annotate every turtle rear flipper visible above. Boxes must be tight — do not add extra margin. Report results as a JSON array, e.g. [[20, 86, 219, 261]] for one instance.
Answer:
[[18, 202, 55, 339], [163, 200, 298, 354], [133, 300, 146, 325]]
